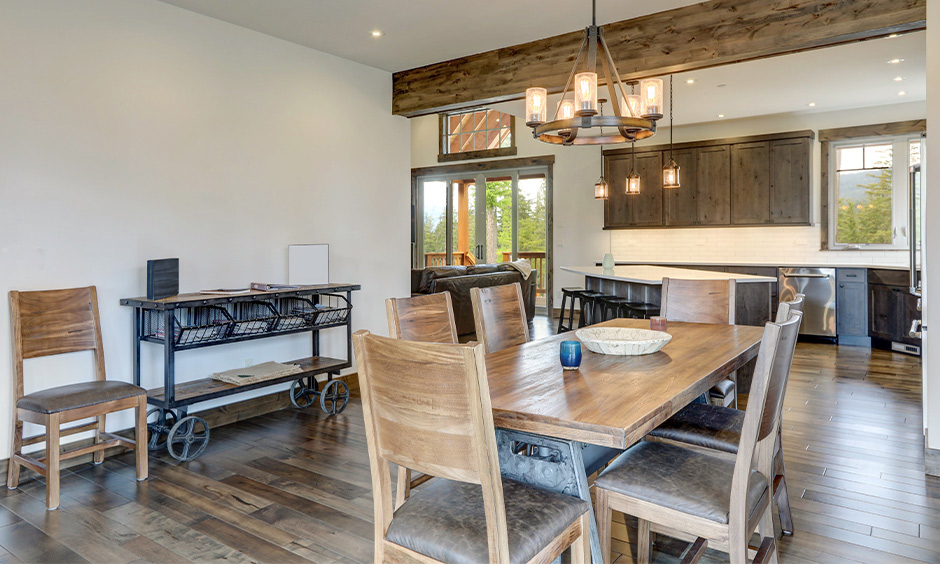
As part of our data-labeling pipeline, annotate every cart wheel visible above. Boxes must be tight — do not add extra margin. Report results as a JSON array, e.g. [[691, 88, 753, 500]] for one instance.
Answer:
[[320, 380, 349, 415], [290, 378, 319, 409], [146, 408, 177, 451], [166, 416, 210, 461]]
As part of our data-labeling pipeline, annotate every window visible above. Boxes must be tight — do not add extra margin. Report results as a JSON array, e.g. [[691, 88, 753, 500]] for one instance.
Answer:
[[829, 134, 921, 249], [438, 108, 515, 162]]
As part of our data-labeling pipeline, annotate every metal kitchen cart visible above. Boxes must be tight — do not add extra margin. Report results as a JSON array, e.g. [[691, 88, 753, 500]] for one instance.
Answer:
[[120, 283, 360, 461]]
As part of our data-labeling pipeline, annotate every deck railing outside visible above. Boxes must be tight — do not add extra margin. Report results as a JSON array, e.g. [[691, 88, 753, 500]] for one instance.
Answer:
[[424, 252, 476, 267], [502, 251, 547, 301]]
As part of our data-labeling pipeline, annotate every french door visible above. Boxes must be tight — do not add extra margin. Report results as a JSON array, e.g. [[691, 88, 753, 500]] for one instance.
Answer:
[[414, 165, 550, 312]]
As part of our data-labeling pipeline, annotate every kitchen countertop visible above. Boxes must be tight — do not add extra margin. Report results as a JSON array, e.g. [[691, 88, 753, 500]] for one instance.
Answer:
[[606, 261, 913, 271], [562, 265, 777, 284]]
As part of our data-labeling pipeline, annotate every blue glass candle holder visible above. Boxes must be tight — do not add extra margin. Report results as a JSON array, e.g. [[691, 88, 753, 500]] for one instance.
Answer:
[[560, 341, 582, 370]]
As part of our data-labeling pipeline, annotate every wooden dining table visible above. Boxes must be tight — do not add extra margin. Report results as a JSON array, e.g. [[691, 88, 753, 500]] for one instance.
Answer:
[[486, 318, 765, 564]]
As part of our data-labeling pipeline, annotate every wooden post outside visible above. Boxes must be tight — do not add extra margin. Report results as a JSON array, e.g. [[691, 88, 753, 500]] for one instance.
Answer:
[[457, 181, 469, 262]]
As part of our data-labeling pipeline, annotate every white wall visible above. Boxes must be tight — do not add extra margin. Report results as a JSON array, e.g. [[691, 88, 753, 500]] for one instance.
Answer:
[[412, 102, 925, 305], [0, 1, 410, 452], [924, 0, 939, 454]]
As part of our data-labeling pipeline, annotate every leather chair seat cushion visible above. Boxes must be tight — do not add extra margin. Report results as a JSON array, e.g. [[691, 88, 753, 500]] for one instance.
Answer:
[[594, 441, 767, 524], [385, 476, 589, 564], [708, 378, 737, 399], [18, 381, 146, 414], [647, 403, 744, 454]]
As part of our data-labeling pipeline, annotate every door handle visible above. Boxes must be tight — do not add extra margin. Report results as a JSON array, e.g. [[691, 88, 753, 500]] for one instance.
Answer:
[[782, 273, 829, 279], [909, 319, 922, 339]]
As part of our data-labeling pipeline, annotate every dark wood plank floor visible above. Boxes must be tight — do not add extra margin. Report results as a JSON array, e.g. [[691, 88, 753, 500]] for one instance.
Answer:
[[0, 316, 937, 563]]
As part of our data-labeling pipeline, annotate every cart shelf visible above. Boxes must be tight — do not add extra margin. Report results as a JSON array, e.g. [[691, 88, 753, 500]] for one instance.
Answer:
[[121, 283, 360, 462]]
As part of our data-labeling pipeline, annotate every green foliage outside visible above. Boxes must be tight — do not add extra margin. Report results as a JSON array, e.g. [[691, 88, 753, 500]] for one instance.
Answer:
[[836, 168, 893, 245], [422, 180, 546, 263]]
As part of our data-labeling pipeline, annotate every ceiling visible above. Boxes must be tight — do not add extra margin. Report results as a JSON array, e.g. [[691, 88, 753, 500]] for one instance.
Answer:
[[157, 0, 703, 72]]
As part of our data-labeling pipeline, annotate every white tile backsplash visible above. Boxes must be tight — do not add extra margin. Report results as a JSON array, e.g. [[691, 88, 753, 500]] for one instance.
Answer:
[[608, 225, 909, 267]]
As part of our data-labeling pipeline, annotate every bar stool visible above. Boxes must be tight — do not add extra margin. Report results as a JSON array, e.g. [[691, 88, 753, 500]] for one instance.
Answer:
[[557, 287, 585, 333], [587, 294, 618, 325], [577, 291, 605, 327], [622, 302, 661, 320], [596, 296, 633, 322]]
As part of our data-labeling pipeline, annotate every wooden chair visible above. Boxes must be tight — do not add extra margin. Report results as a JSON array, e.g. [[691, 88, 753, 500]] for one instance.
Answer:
[[386, 291, 458, 344], [646, 296, 805, 538], [385, 291, 459, 505], [8, 287, 148, 510], [470, 283, 530, 354], [594, 312, 801, 564], [352, 331, 591, 564], [661, 277, 738, 408]]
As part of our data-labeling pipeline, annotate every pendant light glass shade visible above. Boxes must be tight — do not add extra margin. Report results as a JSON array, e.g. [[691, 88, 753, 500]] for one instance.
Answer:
[[594, 176, 609, 199], [525, 87, 548, 125], [623, 94, 642, 118], [574, 72, 598, 115], [626, 171, 641, 194], [640, 78, 664, 119], [558, 99, 576, 135], [663, 160, 681, 188]]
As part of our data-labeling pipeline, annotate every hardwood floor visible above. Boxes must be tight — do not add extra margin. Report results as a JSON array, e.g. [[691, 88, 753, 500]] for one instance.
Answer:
[[0, 316, 936, 563]]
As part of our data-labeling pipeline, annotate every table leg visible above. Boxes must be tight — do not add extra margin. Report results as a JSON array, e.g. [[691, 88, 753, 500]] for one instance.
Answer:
[[496, 429, 621, 564]]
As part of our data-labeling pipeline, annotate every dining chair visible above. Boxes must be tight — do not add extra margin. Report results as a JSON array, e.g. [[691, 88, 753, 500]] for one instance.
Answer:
[[352, 331, 591, 564], [385, 291, 458, 505], [594, 312, 801, 564], [386, 291, 458, 344], [646, 296, 805, 537], [661, 277, 738, 408], [470, 283, 530, 354], [8, 287, 148, 510]]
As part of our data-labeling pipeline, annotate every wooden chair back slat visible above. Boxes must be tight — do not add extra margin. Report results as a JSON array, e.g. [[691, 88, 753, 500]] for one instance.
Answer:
[[470, 283, 530, 354], [758, 310, 802, 440], [353, 330, 509, 561], [386, 292, 458, 344], [660, 278, 736, 325], [9, 287, 106, 400]]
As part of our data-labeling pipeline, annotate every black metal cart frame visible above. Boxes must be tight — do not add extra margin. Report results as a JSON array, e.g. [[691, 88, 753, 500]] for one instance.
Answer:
[[120, 283, 360, 461]]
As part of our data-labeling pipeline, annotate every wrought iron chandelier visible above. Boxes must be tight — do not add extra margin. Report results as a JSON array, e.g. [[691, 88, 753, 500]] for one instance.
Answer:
[[525, 0, 664, 146]]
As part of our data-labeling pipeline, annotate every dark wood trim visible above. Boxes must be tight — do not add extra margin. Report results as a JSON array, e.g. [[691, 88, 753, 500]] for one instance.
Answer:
[[819, 120, 926, 250], [412, 155, 555, 178], [603, 130, 815, 157], [392, 0, 926, 117], [438, 147, 518, 163]]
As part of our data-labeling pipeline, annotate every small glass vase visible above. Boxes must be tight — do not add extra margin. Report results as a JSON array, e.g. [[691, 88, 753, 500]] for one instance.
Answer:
[[602, 253, 615, 270]]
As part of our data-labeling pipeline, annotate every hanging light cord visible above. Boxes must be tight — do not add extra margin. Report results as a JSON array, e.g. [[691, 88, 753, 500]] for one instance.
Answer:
[[669, 74, 674, 162]]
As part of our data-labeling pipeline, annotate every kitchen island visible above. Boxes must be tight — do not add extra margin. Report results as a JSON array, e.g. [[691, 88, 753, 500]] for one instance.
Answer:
[[561, 265, 777, 326]]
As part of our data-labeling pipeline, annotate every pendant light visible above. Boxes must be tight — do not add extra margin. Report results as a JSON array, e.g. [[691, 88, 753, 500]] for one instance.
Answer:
[[662, 74, 681, 189], [626, 140, 641, 195], [594, 99, 609, 199]]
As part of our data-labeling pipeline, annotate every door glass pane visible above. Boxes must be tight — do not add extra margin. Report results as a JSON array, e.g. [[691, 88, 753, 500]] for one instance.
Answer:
[[451, 179, 476, 266], [421, 180, 447, 267], [518, 174, 547, 309], [484, 177, 513, 264]]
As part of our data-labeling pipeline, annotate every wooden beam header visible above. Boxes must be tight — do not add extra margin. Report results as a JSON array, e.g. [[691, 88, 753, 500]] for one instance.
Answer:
[[393, 0, 926, 117]]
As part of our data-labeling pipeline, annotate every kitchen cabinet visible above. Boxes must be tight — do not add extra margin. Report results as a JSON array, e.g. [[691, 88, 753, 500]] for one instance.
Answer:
[[604, 151, 663, 228], [836, 268, 868, 344], [868, 269, 921, 347], [605, 130, 811, 230]]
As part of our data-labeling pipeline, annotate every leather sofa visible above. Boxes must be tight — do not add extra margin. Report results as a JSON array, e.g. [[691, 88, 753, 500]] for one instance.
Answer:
[[411, 264, 537, 335]]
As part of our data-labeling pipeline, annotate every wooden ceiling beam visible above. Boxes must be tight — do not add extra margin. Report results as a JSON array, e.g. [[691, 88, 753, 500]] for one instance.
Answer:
[[392, 0, 926, 117]]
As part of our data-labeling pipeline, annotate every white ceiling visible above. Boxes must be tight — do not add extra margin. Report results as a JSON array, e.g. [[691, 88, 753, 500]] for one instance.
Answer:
[[157, 0, 703, 72]]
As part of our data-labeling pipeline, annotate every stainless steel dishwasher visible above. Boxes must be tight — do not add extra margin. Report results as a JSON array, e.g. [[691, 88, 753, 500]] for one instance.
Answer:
[[778, 267, 836, 337]]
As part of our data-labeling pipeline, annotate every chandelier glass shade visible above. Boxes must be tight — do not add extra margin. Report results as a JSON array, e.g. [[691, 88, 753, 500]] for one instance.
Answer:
[[524, 2, 664, 146]]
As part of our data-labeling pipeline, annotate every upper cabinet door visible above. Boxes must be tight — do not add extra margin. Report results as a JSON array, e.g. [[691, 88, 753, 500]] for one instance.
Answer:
[[663, 149, 697, 227], [770, 138, 811, 224], [731, 141, 772, 225], [632, 151, 664, 227], [605, 154, 632, 228], [695, 145, 731, 225]]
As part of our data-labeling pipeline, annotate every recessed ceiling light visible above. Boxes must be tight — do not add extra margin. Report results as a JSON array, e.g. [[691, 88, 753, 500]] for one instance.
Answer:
[[717, 84, 727, 88], [371, 29, 384, 38], [717, 114, 725, 118], [887, 33, 899, 39], [808, 102, 816, 107], [888, 58, 904, 64], [686, 79, 695, 84], [894, 76, 904, 82], [898, 91, 907, 96]]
